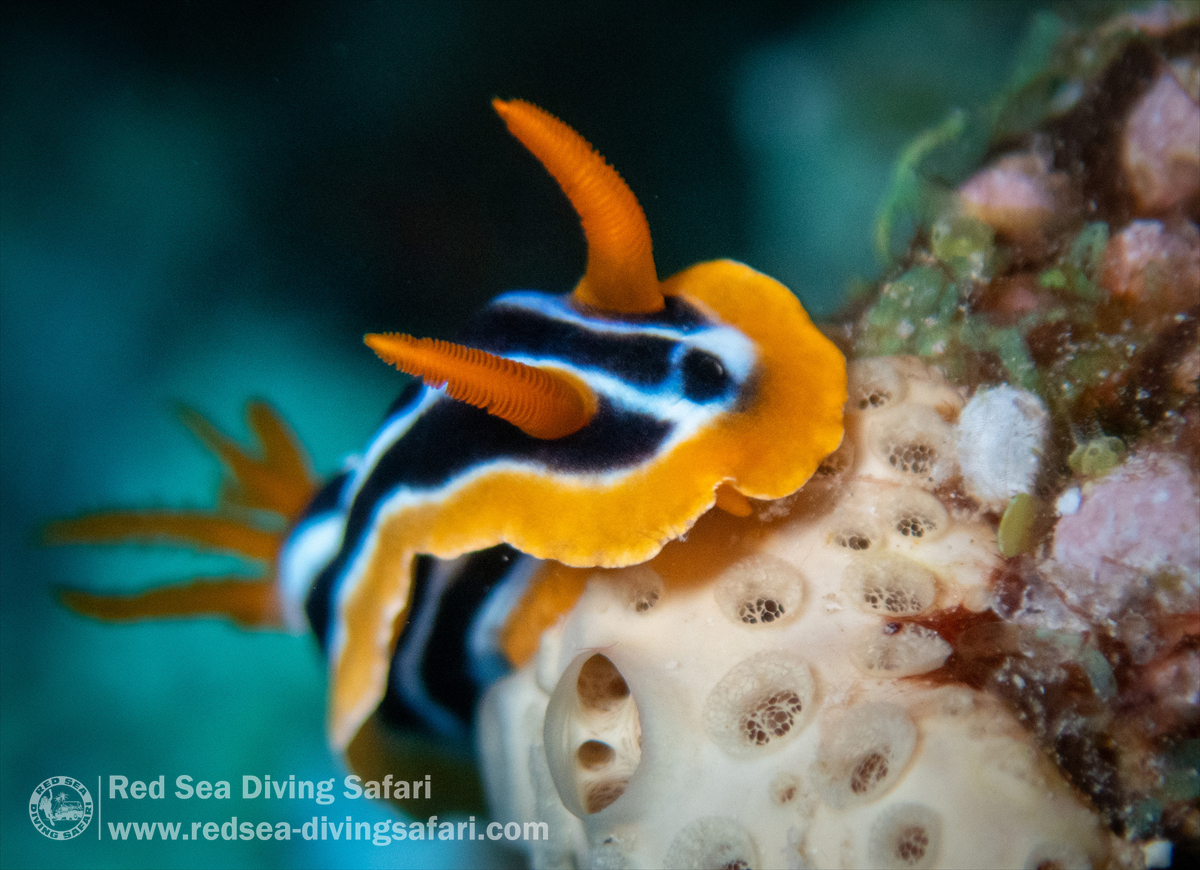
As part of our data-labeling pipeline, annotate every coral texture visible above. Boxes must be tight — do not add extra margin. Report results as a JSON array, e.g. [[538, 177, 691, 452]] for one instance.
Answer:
[[479, 357, 1112, 868]]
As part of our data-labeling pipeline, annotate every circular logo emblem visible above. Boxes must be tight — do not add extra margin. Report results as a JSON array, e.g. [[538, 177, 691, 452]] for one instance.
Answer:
[[29, 777, 93, 840]]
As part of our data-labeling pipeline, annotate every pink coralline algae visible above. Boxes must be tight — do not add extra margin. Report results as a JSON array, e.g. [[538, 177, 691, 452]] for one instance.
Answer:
[[1051, 452, 1200, 620], [1123, 67, 1200, 216], [1101, 219, 1200, 319], [958, 150, 1073, 242]]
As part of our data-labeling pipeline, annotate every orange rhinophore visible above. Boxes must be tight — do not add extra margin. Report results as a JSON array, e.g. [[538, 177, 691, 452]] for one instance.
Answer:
[[493, 98, 662, 315], [364, 332, 596, 440]]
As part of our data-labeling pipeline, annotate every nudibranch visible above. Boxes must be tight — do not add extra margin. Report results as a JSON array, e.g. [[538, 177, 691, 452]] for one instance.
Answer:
[[50, 99, 845, 781]]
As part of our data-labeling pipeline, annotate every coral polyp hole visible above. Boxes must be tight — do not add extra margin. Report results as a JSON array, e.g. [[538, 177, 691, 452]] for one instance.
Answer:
[[742, 690, 805, 745], [817, 441, 855, 476], [848, 358, 906, 412], [577, 654, 629, 712], [843, 555, 937, 616], [889, 441, 937, 475], [577, 740, 615, 770], [896, 515, 929, 537], [633, 590, 659, 612], [835, 531, 873, 550], [605, 565, 665, 613], [770, 773, 801, 806], [850, 751, 890, 794], [543, 651, 641, 820], [714, 554, 805, 629], [584, 780, 627, 814], [663, 817, 759, 870], [852, 622, 952, 677], [816, 702, 916, 809], [705, 652, 815, 757], [896, 826, 930, 863], [884, 490, 948, 543], [738, 597, 784, 624], [868, 803, 943, 869], [869, 405, 954, 486]]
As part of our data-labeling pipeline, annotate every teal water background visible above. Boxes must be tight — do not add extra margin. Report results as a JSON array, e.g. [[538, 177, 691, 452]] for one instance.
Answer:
[[2, 2, 1040, 866]]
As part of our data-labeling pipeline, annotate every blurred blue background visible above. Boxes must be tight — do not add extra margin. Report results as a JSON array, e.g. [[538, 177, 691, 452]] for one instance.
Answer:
[[2, 1, 1041, 866]]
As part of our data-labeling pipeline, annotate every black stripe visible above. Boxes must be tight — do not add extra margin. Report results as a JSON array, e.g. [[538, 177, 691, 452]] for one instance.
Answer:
[[460, 307, 674, 386], [299, 471, 349, 522], [306, 551, 339, 648], [368, 396, 668, 489], [458, 294, 712, 387], [374, 546, 521, 742], [416, 545, 518, 728], [368, 555, 436, 733]]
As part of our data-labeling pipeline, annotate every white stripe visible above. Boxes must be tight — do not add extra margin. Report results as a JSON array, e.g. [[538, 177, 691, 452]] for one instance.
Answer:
[[391, 556, 471, 739], [277, 512, 346, 633], [467, 553, 539, 685]]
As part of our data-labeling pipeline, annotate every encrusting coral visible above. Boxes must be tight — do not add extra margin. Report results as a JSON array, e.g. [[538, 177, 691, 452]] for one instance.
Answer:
[[478, 4, 1199, 869]]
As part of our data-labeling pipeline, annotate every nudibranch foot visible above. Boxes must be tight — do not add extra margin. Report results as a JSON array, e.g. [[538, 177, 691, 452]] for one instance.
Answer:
[[47, 401, 316, 631]]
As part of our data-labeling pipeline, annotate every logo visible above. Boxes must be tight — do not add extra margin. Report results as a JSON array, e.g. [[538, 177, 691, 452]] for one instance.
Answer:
[[29, 777, 93, 840]]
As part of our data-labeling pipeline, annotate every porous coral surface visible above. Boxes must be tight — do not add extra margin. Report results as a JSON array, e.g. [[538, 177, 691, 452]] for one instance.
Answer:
[[480, 357, 1115, 869]]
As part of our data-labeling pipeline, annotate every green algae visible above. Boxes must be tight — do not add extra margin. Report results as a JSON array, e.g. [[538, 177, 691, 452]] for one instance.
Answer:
[[931, 214, 995, 282], [874, 108, 991, 266], [860, 265, 956, 357], [997, 493, 1037, 557], [1039, 222, 1108, 302], [1068, 436, 1126, 477]]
